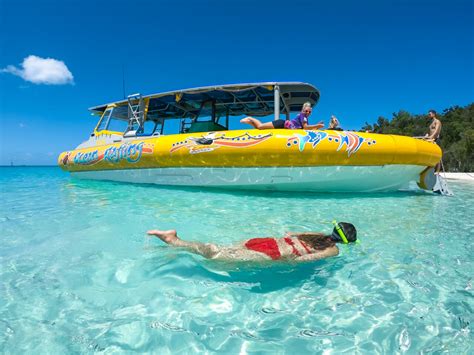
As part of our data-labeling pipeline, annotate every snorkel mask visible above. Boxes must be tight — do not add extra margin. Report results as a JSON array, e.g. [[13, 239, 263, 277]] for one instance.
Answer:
[[331, 220, 357, 244]]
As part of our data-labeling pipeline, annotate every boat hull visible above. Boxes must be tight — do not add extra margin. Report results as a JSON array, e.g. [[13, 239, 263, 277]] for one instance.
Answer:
[[71, 165, 425, 192]]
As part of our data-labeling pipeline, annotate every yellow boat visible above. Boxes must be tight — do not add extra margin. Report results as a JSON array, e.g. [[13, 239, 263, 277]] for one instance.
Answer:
[[58, 82, 441, 192]]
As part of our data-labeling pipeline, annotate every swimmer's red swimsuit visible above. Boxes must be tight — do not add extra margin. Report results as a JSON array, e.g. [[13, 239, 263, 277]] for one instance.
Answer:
[[285, 237, 312, 255], [244, 238, 281, 260], [283, 237, 301, 256], [244, 237, 312, 260]]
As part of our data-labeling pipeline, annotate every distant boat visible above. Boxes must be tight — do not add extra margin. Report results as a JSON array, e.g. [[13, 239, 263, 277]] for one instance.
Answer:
[[58, 82, 441, 192]]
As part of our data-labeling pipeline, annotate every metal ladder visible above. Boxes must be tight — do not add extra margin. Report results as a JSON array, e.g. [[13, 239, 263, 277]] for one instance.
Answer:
[[125, 93, 144, 136]]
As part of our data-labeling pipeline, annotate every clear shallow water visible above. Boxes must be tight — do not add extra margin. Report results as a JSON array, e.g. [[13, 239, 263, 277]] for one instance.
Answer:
[[1, 167, 473, 353]]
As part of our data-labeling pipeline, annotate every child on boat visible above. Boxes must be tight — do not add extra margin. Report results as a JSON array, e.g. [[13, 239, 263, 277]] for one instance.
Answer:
[[240, 102, 324, 131], [147, 222, 357, 262], [328, 115, 343, 131]]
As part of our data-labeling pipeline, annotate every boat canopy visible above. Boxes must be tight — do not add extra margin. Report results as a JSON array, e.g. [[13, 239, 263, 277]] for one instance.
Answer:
[[89, 82, 320, 121]]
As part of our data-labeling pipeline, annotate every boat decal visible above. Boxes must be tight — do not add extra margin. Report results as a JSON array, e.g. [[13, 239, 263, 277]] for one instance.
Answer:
[[103, 142, 154, 163], [330, 132, 376, 156], [74, 150, 102, 165], [71, 142, 154, 166], [189, 147, 214, 154], [286, 131, 328, 151], [170, 132, 272, 154], [287, 131, 376, 156], [61, 151, 72, 165]]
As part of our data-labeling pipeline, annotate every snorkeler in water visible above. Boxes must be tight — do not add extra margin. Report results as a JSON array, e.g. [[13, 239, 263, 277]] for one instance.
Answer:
[[147, 222, 357, 262]]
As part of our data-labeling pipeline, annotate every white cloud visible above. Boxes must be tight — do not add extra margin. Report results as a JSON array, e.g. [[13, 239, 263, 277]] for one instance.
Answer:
[[1, 55, 74, 85]]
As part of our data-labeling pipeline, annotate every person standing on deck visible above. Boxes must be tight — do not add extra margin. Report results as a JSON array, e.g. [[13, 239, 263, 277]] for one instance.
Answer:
[[424, 109, 442, 143], [424, 109, 442, 173]]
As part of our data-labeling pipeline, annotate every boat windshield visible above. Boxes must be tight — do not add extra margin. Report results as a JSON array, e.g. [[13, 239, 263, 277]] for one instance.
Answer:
[[95, 106, 129, 133]]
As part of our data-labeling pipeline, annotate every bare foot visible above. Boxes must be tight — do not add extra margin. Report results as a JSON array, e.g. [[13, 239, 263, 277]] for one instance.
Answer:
[[240, 117, 252, 124], [147, 229, 178, 245]]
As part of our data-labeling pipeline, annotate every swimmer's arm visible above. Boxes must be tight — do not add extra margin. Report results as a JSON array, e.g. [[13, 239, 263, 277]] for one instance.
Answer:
[[294, 246, 339, 261]]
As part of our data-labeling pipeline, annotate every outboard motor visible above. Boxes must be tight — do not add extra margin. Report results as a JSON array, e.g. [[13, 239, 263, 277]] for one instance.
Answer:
[[418, 167, 453, 196]]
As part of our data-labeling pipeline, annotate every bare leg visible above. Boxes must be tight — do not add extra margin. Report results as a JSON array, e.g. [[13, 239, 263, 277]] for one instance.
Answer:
[[147, 229, 220, 259], [240, 117, 261, 128], [240, 117, 275, 130]]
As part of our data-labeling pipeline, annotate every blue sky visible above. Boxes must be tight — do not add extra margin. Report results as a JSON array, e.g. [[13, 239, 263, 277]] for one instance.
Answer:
[[0, 0, 472, 165]]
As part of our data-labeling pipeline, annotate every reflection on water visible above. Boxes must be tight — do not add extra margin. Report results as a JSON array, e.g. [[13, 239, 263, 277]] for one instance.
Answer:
[[1, 167, 473, 353]]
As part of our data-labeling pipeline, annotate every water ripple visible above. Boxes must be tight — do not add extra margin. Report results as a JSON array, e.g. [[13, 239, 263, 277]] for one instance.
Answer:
[[299, 328, 353, 338]]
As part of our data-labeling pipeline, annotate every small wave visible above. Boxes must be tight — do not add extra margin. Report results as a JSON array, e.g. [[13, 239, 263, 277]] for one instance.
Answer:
[[230, 329, 261, 341], [299, 328, 353, 338], [260, 306, 284, 314], [150, 321, 188, 333]]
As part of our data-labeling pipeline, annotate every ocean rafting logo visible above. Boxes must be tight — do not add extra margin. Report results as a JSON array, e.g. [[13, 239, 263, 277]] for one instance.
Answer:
[[73, 142, 154, 165], [170, 132, 272, 154], [104, 142, 152, 163], [74, 150, 100, 165], [287, 131, 376, 156]]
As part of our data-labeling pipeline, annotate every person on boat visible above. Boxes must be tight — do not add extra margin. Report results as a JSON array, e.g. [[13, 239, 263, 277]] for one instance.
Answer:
[[240, 102, 324, 130], [328, 115, 343, 131], [424, 109, 442, 173], [424, 109, 442, 144], [147, 222, 357, 262]]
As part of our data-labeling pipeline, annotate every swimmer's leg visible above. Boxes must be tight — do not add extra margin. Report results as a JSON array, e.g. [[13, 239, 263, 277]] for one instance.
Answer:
[[212, 247, 271, 261], [147, 229, 219, 259]]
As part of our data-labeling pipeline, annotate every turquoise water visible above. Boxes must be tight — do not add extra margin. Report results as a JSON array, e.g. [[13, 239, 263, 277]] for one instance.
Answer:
[[1, 167, 473, 353]]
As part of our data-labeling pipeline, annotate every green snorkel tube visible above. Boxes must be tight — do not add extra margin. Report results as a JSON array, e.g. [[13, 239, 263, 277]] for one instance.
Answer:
[[332, 220, 349, 244]]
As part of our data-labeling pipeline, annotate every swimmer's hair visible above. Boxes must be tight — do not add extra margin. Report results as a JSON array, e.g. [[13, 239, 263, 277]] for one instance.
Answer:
[[298, 233, 336, 250], [331, 222, 357, 243], [302, 102, 312, 111], [428, 109, 437, 115]]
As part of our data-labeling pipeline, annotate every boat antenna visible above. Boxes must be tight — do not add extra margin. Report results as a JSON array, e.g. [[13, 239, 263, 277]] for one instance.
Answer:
[[122, 64, 126, 99]]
